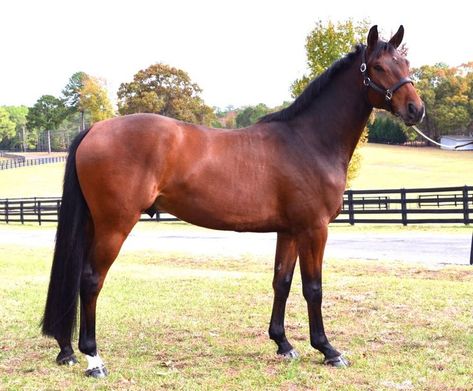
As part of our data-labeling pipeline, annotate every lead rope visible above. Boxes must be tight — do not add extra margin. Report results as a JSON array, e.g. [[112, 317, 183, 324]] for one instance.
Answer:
[[410, 125, 473, 150]]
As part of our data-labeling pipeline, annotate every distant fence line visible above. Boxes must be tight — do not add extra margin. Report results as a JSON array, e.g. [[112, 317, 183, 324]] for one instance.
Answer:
[[1, 186, 472, 226], [0, 156, 67, 170]]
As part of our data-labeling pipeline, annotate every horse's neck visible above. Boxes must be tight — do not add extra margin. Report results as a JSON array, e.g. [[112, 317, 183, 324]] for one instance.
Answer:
[[291, 63, 372, 168]]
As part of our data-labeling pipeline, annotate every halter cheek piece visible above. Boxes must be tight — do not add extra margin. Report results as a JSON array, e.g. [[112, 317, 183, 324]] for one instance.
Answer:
[[360, 45, 413, 106]]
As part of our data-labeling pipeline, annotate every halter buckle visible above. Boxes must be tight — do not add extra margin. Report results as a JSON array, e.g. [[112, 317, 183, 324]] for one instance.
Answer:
[[363, 77, 370, 87], [385, 90, 393, 101], [360, 63, 367, 73]]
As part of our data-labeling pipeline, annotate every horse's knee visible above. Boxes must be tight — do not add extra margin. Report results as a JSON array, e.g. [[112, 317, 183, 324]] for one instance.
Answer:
[[273, 273, 293, 298], [302, 281, 322, 303]]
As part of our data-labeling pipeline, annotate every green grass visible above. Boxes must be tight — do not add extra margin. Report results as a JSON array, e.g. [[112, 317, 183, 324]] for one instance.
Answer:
[[0, 163, 65, 198], [1, 227, 472, 390], [352, 144, 473, 189]]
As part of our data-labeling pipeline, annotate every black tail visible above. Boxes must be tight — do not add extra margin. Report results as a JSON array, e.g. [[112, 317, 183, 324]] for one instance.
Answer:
[[41, 129, 91, 341]]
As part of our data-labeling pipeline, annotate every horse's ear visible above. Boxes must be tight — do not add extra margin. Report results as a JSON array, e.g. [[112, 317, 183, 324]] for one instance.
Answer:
[[367, 25, 379, 48], [389, 25, 404, 48]]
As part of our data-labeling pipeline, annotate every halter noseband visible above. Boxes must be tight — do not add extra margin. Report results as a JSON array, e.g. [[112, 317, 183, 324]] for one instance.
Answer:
[[360, 45, 413, 104]]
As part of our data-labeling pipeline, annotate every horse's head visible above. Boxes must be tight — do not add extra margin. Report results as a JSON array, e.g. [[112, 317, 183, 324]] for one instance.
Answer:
[[363, 25, 424, 126]]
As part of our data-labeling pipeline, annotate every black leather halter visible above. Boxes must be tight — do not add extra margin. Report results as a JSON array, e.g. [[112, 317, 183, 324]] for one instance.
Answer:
[[360, 45, 413, 105]]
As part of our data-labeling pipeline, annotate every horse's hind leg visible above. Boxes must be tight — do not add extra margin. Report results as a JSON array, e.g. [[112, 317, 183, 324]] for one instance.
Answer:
[[268, 233, 299, 359], [55, 339, 78, 366], [78, 215, 140, 377]]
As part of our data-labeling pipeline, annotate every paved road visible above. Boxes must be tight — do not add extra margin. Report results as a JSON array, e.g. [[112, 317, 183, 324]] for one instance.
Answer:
[[1, 226, 471, 266], [123, 229, 472, 266]]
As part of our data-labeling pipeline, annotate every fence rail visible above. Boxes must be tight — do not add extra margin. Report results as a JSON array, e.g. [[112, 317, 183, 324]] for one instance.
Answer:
[[0, 156, 67, 170], [1, 186, 472, 226], [339, 185, 472, 225]]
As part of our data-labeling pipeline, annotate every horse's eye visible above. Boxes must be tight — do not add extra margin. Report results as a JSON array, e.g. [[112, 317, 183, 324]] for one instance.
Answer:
[[374, 64, 384, 72]]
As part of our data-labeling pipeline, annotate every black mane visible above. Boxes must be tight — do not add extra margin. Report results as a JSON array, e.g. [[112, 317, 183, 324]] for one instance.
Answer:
[[259, 44, 364, 123]]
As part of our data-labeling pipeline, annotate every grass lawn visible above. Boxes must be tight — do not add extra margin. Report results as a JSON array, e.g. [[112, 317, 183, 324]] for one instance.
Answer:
[[0, 163, 65, 198], [352, 144, 473, 189], [0, 228, 472, 390]]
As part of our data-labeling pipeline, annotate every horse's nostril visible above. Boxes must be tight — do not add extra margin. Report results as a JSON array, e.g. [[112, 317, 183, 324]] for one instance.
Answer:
[[408, 102, 417, 116]]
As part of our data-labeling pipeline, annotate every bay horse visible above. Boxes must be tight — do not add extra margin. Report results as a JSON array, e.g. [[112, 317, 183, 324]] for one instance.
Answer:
[[42, 25, 424, 377]]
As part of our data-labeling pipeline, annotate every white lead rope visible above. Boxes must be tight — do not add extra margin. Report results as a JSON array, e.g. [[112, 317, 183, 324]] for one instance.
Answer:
[[410, 125, 473, 150]]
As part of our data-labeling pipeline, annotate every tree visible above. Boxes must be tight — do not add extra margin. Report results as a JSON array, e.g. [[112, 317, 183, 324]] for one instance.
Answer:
[[0, 106, 29, 150], [62, 72, 114, 130], [293, 19, 370, 187], [0, 107, 16, 147], [117, 63, 216, 126], [368, 115, 408, 144], [235, 103, 272, 128], [412, 63, 473, 140], [26, 95, 68, 151], [62, 72, 87, 110], [80, 76, 115, 123], [291, 19, 370, 97]]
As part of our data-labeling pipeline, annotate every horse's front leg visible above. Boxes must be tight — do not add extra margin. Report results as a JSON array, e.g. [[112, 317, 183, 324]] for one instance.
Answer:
[[268, 233, 299, 359], [297, 226, 349, 367]]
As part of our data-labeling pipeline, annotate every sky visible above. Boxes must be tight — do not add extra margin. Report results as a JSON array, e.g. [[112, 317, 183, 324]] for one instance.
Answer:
[[1, 0, 472, 110]]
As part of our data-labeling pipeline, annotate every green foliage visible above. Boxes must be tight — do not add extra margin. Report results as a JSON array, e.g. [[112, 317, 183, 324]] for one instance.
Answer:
[[62, 71, 114, 129], [26, 95, 68, 132], [80, 76, 115, 123], [291, 19, 370, 97], [213, 106, 237, 129], [117, 63, 216, 126], [412, 63, 473, 139], [0, 107, 17, 147], [235, 103, 271, 127], [368, 115, 408, 144], [25, 95, 69, 151], [62, 71, 87, 110], [0, 105, 29, 150]]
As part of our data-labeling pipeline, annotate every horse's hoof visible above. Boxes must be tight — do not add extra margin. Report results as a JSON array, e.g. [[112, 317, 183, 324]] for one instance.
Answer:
[[85, 366, 108, 378], [324, 355, 350, 367], [56, 353, 78, 366], [279, 349, 300, 360]]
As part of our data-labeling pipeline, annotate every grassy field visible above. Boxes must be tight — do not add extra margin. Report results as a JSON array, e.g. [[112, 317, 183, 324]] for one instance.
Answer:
[[0, 235, 472, 390], [0, 164, 64, 198], [352, 144, 473, 189]]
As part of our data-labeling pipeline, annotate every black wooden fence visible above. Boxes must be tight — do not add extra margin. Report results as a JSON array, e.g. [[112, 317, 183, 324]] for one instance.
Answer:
[[0, 156, 67, 170], [339, 185, 472, 225], [1, 186, 472, 226]]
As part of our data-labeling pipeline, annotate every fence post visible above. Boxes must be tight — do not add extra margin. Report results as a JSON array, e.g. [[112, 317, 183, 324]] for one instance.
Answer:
[[470, 232, 473, 265], [38, 201, 42, 226], [401, 188, 408, 226], [5, 199, 9, 224], [463, 186, 470, 225], [56, 200, 61, 220], [20, 201, 24, 224], [347, 190, 355, 225]]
